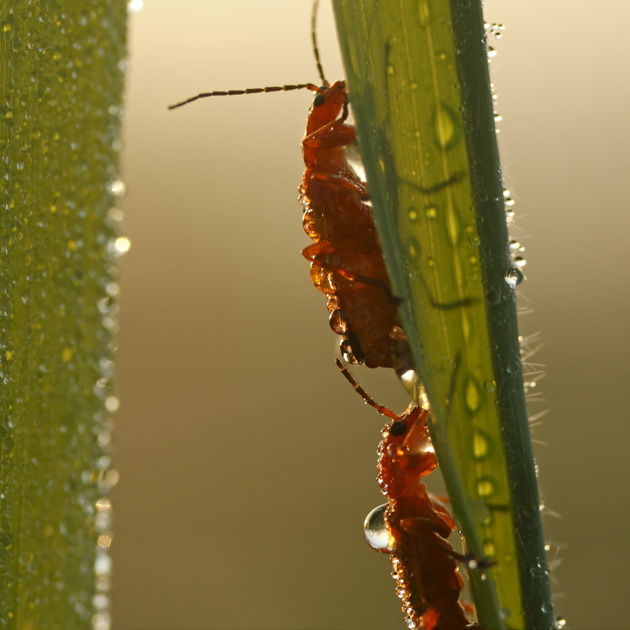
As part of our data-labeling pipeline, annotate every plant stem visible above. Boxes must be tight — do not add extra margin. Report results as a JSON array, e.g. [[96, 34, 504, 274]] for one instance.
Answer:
[[331, 1, 554, 628], [0, 2, 127, 626]]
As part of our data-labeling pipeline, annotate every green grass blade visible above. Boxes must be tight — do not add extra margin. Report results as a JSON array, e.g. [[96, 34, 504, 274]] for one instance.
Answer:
[[0, 2, 126, 626], [331, 1, 554, 628]]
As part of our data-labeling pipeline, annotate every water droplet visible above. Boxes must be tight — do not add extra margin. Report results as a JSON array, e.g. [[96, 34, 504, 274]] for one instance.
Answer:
[[476, 477, 496, 497], [464, 374, 483, 414], [486, 289, 501, 305], [112, 236, 131, 256], [107, 179, 126, 197], [104, 396, 120, 413], [407, 207, 418, 222], [364, 504, 391, 552], [127, 0, 144, 12], [513, 256, 526, 269], [504, 267, 524, 288], [433, 103, 459, 149], [542, 601, 552, 613], [509, 240, 520, 252], [472, 430, 491, 460], [469, 235, 480, 247], [506, 361, 519, 375], [487, 46, 497, 59], [555, 617, 567, 629], [95, 551, 113, 577], [504, 196, 515, 207], [425, 205, 437, 219], [446, 204, 461, 245]]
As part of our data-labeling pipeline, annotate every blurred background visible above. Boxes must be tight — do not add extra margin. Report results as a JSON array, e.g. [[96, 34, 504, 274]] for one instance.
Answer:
[[113, 1, 630, 628]]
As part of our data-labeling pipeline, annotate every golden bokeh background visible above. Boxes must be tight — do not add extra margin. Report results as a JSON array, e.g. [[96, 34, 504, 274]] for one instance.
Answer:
[[113, 1, 630, 628]]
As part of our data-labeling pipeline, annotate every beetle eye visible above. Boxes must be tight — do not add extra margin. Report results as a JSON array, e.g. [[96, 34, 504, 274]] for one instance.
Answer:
[[313, 93, 326, 107], [390, 420, 407, 437]]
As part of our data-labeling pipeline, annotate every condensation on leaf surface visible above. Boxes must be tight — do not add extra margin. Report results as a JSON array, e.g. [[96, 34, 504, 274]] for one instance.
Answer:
[[0, 1, 127, 627]]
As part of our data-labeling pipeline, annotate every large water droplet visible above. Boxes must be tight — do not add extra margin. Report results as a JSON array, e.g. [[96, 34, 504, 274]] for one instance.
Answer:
[[364, 504, 391, 552], [504, 267, 524, 288]]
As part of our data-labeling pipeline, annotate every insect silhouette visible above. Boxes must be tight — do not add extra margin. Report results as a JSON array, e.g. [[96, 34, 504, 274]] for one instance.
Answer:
[[336, 359, 483, 630], [169, 2, 405, 370]]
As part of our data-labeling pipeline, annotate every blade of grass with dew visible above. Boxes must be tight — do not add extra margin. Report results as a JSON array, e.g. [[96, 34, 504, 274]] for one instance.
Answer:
[[0, 2, 127, 626], [331, 1, 554, 628]]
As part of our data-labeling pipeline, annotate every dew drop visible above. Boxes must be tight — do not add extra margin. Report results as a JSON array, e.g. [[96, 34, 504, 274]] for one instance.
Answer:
[[446, 204, 461, 245], [425, 205, 437, 219], [483, 539, 496, 558], [407, 207, 419, 222], [364, 504, 391, 552], [486, 289, 501, 306], [476, 477, 496, 497], [104, 396, 120, 413], [464, 375, 483, 414], [509, 240, 520, 252], [504, 267, 524, 288], [484, 379, 496, 392], [506, 361, 520, 375], [487, 46, 497, 59], [106, 179, 126, 197], [127, 0, 144, 12], [472, 429, 490, 460], [555, 617, 567, 629], [513, 256, 526, 269], [433, 103, 458, 149], [113, 236, 131, 256]]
